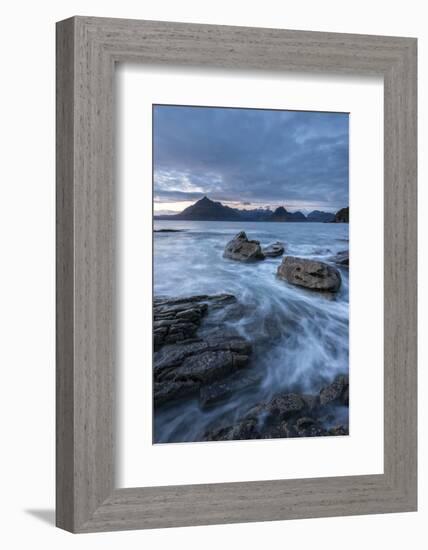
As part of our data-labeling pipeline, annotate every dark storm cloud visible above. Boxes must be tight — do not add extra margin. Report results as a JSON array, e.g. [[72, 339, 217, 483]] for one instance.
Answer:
[[153, 105, 349, 211]]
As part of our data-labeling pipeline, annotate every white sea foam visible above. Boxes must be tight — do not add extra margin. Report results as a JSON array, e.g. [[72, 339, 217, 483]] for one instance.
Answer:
[[153, 220, 349, 442]]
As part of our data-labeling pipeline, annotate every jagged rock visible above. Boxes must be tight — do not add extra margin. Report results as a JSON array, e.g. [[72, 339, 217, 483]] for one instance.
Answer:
[[277, 256, 342, 292], [319, 374, 349, 406], [262, 242, 285, 257], [223, 231, 265, 262]]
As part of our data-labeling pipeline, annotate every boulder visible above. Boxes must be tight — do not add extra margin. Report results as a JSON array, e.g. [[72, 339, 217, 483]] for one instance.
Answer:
[[262, 242, 285, 258], [277, 256, 342, 292], [223, 231, 265, 262]]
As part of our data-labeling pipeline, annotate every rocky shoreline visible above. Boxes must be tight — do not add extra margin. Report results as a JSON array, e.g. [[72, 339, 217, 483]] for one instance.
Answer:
[[154, 294, 254, 407], [153, 231, 349, 442]]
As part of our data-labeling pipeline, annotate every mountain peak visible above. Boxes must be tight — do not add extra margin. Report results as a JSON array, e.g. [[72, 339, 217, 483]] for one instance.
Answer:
[[274, 206, 288, 215], [172, 195, 241, 221]]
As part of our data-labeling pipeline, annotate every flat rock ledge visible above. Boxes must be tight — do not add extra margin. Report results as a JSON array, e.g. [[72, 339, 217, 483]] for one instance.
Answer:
[[204, 374, 349, 441], [154, 294, 253, 406], [277, 256, 342, 292], [223, 231, 265, 262], [154, 293, 236, 350]]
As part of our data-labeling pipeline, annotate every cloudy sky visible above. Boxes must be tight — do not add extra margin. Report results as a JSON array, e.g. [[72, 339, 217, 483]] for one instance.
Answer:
[[153, 105, 349, 214]]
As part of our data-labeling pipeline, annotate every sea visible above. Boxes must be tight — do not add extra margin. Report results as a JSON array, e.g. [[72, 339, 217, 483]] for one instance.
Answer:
[[153, 220, 349, 443]]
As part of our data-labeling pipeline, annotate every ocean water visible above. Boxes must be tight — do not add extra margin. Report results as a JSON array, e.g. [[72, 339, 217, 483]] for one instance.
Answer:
[[153, 220, 349, 443]]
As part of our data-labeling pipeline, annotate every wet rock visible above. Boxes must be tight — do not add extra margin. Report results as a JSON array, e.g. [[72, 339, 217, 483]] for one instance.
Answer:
[[205, 418, 260, 441], [329, 250, 349, 267], [294, 417, 327, 437], [203, 379, 350, 441], [223, 231, 265, 262], [263, 393, 307, 421], [200, 371, 261, 408], [262, 242, 285, 258], [328, 425, 349, 436], [154, 379, 196, 406], [319, 374, 349, 406], [205, 392, 308, 441], [153, 294, 236, 350], [277, 256, 342, 292], [154, 337, 252, 406]]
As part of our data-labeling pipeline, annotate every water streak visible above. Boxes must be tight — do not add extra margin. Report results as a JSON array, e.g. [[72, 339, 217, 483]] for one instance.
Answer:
[[153, 221, 349, 443]]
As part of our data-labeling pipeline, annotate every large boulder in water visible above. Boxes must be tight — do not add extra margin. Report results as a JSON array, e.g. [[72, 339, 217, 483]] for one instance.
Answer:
[[277, 256, 342, 292], [262, 242, 285, 258], [223, 231, 265, 262]]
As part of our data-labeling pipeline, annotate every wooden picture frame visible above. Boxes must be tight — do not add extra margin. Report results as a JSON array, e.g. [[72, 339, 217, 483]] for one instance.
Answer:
[[56, 16, 417, 533]]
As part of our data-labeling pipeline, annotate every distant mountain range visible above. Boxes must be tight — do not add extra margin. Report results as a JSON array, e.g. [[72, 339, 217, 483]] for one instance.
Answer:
[[154, 196, 348, 223]]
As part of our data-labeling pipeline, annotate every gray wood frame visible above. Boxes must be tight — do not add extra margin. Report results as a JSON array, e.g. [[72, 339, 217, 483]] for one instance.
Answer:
[[56, 16, 417, 533]]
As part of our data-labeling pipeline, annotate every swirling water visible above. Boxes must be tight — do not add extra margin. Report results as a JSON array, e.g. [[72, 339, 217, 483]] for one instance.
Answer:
[[153, 220, 349, 443]]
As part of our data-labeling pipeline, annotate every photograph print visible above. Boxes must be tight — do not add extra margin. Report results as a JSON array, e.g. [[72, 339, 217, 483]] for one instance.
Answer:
[[153, 104, 349, 444]]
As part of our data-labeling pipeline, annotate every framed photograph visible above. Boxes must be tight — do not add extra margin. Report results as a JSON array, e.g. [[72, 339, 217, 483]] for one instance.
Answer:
[[56, 17, 417, 532]]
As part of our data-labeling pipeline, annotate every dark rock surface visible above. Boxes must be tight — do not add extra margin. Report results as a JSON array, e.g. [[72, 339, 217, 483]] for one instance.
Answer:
[[153, 294, 252, 406], [154, 337, 252, 406], [223, 231, 265, 262], [277, 256, 342, 292], [154, 294, 349, 441], [262, 242, 285, 257], [199, 371, 261, 409], [204, 374, 349, 441], [319, 374, 349, 406], [154, 294, 236, 350]]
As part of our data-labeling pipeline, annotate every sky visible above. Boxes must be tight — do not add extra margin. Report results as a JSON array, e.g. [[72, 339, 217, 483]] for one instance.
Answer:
[[153, 105, 349, 214]]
